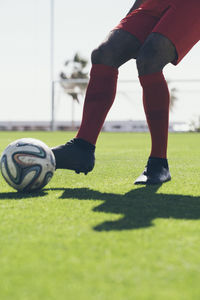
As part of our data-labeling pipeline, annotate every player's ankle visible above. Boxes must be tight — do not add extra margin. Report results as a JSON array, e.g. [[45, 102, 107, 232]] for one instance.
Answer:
[[74, 138, 95, 151], [149, 156, 168, 165]]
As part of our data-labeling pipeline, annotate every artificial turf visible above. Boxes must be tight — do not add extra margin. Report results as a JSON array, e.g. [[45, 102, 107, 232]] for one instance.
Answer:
[[0, 131, 200, 300]]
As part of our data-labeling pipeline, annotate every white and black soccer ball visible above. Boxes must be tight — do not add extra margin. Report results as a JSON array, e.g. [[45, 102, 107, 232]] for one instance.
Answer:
[[0, 138, 56, 192]]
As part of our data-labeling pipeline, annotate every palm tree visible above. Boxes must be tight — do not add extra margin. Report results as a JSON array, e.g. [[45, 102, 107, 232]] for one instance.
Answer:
[[59, 53, 88, 128]]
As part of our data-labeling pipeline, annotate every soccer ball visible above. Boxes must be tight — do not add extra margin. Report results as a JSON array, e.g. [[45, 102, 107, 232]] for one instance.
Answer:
[[0, 138, 56, 192]]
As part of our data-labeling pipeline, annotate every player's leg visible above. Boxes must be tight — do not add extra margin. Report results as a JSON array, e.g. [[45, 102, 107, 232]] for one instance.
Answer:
[[135, 32, 177, 184], [75, 29, 141, 145], [134, 0, 200, 184], [52, 29, 142, 172], [91, 29, 140, 67]]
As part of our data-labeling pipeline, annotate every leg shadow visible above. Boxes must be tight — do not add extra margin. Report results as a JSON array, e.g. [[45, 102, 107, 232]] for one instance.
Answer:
[[54, 185, 200, 231]]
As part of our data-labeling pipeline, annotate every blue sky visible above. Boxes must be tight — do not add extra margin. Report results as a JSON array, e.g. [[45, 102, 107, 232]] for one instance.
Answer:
[[0, 0, 200, 122]]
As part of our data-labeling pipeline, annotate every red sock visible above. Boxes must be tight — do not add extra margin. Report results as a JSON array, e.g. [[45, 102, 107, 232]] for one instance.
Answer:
[[139, 72, 170, 159], [76, 64, 118, 145]]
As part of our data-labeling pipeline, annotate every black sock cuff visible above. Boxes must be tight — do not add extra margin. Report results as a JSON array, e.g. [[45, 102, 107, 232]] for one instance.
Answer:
[[149, 156, 168, 167], [75, 138, 95, 151]]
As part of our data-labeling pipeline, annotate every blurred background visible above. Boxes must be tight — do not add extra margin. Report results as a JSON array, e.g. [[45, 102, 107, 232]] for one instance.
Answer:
[[0, 0, 200, 131]]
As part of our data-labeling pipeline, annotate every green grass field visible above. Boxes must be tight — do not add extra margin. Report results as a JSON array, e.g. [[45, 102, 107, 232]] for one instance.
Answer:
[[1, 131, 200, 300]]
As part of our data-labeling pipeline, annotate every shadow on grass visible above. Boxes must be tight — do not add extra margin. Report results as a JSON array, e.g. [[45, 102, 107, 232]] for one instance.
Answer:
[[0, 190, 48, 200], [51, 185, 200, 231]]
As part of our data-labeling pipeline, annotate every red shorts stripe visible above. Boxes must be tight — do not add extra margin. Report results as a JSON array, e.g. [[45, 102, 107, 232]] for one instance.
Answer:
[[115, 0, 200, 64]]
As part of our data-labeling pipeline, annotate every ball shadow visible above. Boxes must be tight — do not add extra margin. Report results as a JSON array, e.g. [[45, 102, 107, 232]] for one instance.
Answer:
[[0, 190, 48, 200]]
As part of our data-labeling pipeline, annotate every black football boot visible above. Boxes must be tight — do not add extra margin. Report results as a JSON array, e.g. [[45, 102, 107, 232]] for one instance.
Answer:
[[134, 157, 171, 185], [52, 138, 95, 175]]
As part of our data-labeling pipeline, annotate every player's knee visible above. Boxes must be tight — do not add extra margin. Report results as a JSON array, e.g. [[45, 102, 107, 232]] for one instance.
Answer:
[[91, 44, 117, 67], [136, 48, 162, 75], [91, 47, 104, 64], [136, 33, 177, 76]]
